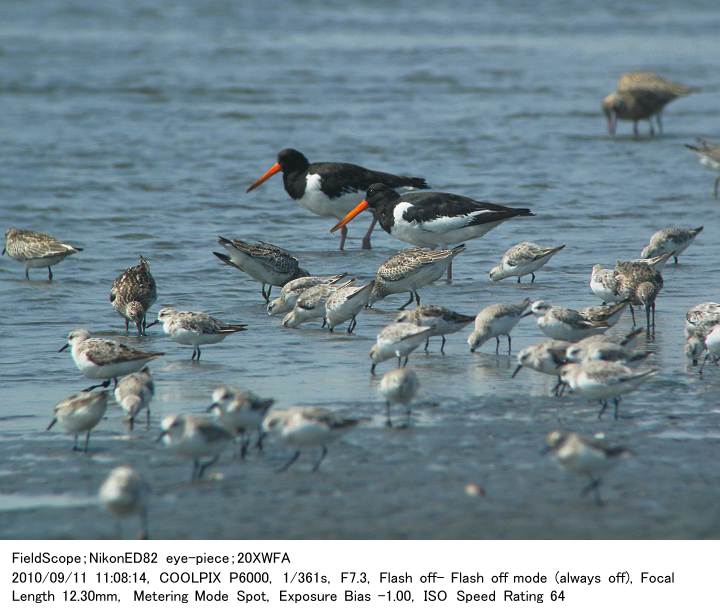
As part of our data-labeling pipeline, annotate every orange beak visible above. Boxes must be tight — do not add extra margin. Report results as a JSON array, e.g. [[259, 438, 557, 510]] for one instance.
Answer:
[[247, 162, 281, 193], [330, 200, 369, 233]]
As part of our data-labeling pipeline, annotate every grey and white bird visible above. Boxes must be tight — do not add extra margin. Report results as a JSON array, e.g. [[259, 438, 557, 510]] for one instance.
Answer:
[[149, 307, 247, 360], [99, 466, 150, 539], [396, 304, 475, 353], [370, 322, 434, 374], [530, 301, 608, 342], [267, 274, 346, 316], [325, 282, 374, 334], [47, 390, 108, 452], [206, 386, 274, 458], [214, 237, 309, 302], [158, 415, 234, 481], [114, 367, 154, 430], [640, 226, 703, 264], [58, 330, 164, 391], [281, 279, 355, 329], [3, 227, 82, 280], [700, 324, 720, 374], [685, 138, 720, 197], [489, 242, 565, 283], [367, 245, 465, 309], [261, 406, 359, 472], [467, 299, 532, 354], [558, 360, 656, 419], [512, 340, 570, 395], [379, 367, 420, 428], [544, 430, 629, 506], [685, 302, 720, 338], [110, 256, 157, 336]]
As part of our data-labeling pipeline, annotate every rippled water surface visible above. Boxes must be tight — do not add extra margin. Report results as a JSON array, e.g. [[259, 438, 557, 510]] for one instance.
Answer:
[[2, 0, 720, 538]]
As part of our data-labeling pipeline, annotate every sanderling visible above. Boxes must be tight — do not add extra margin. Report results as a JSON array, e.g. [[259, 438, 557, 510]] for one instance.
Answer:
[[214, 237, 309, 302], [59, 330, 164, 390], [512, 340, 570, 395], [590, 265, 622, 304], [544, 430, 629, 506], [396, 304, 475, 353], [207, 386, 274, 458], [602, 71, 697, 136], [325, 281, 374, 333], [379, 367, 420, 428], [267, 274, 346, 316], [281, 279, 354, 329], [367, 245, 465, 309], [700, 324, 720, 374], [110, 256, 157, 336], [3, 227, 82, 280], [114, 367, 154, 430], [640, 226, 703, 264], [467, 299, 532, 354], [685, 138, 720, 197], [685, 335, 706, 367], [530, 301, 608, 342], [47, 390, 108, 452], [149, 307, 247, 360], [565, 338, 650, 365], [261, 406, 358, 472], [685, 302, 720, 337], [559, 360, 656, 419], [99, 466, 150, 539], [578, 301, 629, 327], [489, 242, 565, 283], [369, 322, 434, 374], [158, 415, 233, 481]]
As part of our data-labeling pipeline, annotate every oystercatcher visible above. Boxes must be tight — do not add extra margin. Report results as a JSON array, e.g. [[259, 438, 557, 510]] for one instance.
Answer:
[[331, 183, 534, 280], [246, 148, 429, 250]]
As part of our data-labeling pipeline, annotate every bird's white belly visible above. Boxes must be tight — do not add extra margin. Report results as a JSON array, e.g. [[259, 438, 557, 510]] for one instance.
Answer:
[[488, 314, 522, 337], [538, 318, 593, 342], [282, 423, 335, 447], [297, 175, 362, 219], [171, 329, 224, 347], [392, 218, 502, 248], [75, 351, 148, 379], [505, 254, 552, 277], [699, 155, 720, 171], [26, 254, 68, 268]]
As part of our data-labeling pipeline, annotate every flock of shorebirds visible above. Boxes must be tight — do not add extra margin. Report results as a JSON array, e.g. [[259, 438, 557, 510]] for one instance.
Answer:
[[5, 70, 720, 537]]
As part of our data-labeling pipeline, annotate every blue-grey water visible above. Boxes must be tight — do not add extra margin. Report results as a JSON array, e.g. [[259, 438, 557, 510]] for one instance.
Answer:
[[1, 0, 720, 538]]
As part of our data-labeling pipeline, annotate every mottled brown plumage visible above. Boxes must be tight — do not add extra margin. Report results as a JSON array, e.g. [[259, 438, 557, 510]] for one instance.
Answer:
[[110, 256, 157, 336]]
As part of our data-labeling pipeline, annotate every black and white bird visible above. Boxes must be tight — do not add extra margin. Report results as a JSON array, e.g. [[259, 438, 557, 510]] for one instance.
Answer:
[[331, 183, 534, 280], [246, 148, 429, 250]]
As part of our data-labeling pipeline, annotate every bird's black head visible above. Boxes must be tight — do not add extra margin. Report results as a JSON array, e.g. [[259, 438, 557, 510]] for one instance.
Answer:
[[277, 148, 310, 173], [365, 183, 401, 209]]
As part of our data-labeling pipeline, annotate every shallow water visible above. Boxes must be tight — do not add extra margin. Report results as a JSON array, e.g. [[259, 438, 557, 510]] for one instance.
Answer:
[[2, 0, 720, 539]]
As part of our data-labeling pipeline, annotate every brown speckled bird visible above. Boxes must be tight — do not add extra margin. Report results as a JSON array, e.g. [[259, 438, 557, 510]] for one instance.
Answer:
[[110, 256, 158, 336]]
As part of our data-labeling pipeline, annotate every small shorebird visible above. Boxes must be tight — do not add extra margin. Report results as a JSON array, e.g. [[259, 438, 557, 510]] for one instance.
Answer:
[[531, 301, 608, 342], [602, 71, 698, 136], [261, 406, 359, 471], [208, 387, 273, 453], [590, 255, 669, 308], [513, 340, 570, 395], [114, 367, 154, 430], [685, 334, 705, 367], [565, 338, 650, 365], [685, 138, 720, 197], [207, 386, 274, 458], [559, 360, 656, 419], [396, 304, 475, 353], [467, 299, 533, 354], [640, 226, 703, 264], [149, 307, 247, 360], [379, 367, 420, 428], [47, 390, 108, 452], [614, 261, 664, 333], [99, 466, 150, 539], [700, 324, 720, 374], [267, 274, 346, 316], [685, 302, 720, 337], [59, 330, 164, 390], [325, 282, 374, 333], [368, 245, 465, 309], [578, 301, 629, 328], [158, 415, 233, 481], [489, 242, 565, 283], [370, 322, 434, 374], [3, 227, 82, 280], [214, 237, 309, 302], [110, 256, 157, 336], [331, 183, 533, 280], [246, 148, 429, 250], [281, 279, 354, 329], [544, 430, 629, 506]]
